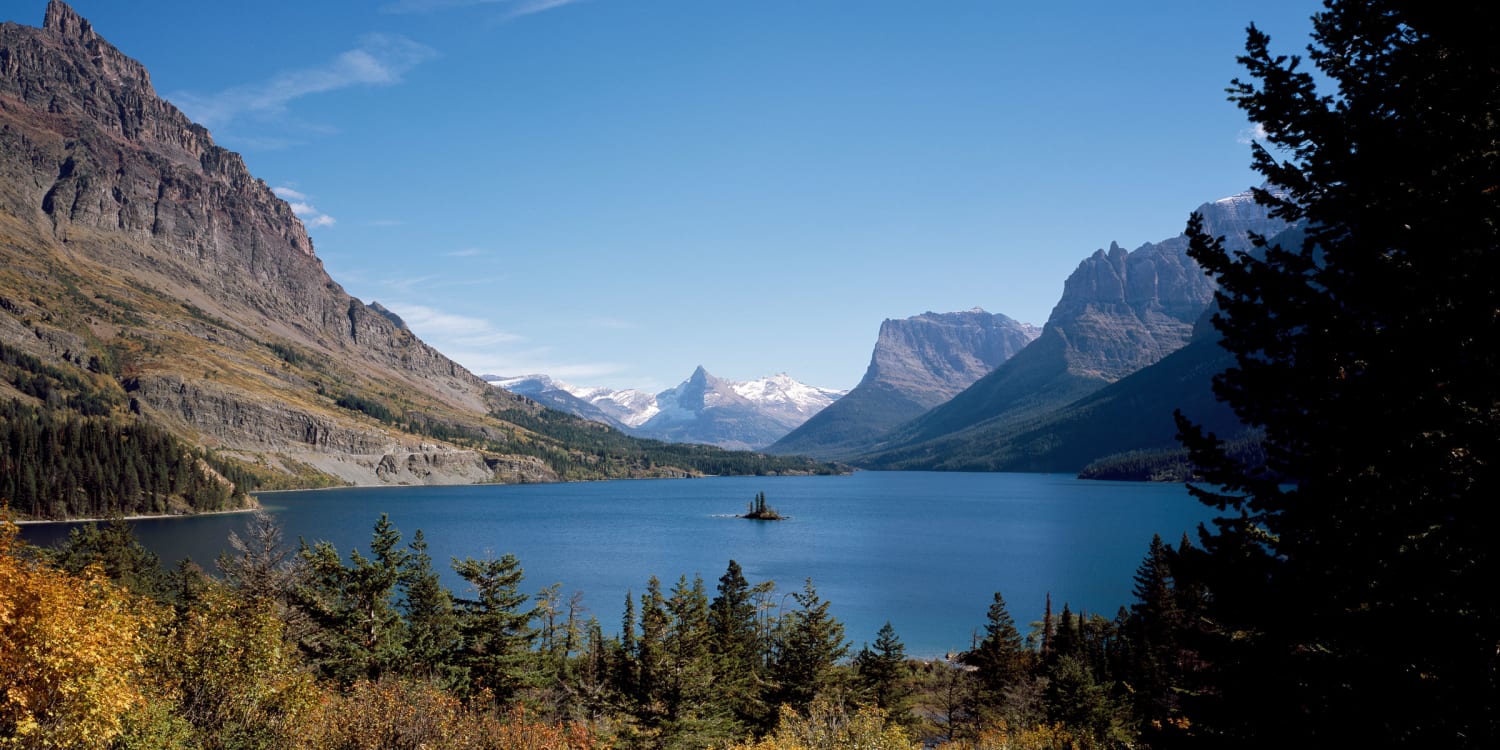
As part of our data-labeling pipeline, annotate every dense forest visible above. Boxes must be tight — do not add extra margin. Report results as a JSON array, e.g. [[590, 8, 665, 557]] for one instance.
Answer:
[[0, 513, 1204, 749], [1, 339, 257, 519]]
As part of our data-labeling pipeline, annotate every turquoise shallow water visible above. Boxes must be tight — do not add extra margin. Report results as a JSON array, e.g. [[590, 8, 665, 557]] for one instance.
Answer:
[[19, 471, 1212, 657]]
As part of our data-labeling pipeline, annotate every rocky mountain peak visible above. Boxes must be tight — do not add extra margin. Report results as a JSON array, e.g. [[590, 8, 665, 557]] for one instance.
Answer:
[[767, 309, 1038, 459], [44, 1, 95, 43], [2, 3, 315, 261], [0, 2, 499, 472], [868, 309, 1038, 397]]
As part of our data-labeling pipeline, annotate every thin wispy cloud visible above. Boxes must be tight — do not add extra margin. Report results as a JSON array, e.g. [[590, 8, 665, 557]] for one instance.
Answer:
[[380, 0, 583, 19], [274, 186, 337, 228], [381, 301, 621, 381], [445, 247, 489, 258], [172, 34, 435, 130], [384, 302, 523, 343], [588, 317, 637, 330], [380, 275, 442, 294], [1237, 122, 1269, 145], [379, 274, 509, 293], [505, 0, 581, 18]]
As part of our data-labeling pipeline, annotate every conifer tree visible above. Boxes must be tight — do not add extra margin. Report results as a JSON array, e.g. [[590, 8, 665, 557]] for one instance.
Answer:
[[769, 578, 848, 711], [1124, 534, 1188, 736], [399, 529, 463, 687], [452, 551, 537, 701], [965, 592, 1027, 709], [49, 519, 166, 600], [855, 621, 911, 716], [218, 511, 296, 607], [292, 515, 408, 683], [635, 575, 671, 719], [709, 560, 769, 727], [616, 590, 639, 700], [1174, 2, 1500, 745]]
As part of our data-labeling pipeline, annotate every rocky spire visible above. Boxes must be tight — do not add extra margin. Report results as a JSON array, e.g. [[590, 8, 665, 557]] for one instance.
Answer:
[[43, 1, 96, 44]]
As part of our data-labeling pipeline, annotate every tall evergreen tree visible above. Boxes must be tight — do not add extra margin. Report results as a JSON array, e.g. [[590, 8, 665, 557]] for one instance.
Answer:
[[855, 621, 911, 716], [635, 575, 671, 720], [1174, 2, 1500, 746], [964, 592, 1027, 709], [1124, 534, 1186, 734], [769, 578, 848, 711], [452, 552, 537, 701], [399, 529, 463, 687], [292, 515, 408, 683], [616, 590, 639, 700], [708, 560, 767, 726]]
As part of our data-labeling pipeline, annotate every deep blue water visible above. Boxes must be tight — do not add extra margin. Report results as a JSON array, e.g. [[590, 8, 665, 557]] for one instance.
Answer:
[[19, 471, 1213, 656]]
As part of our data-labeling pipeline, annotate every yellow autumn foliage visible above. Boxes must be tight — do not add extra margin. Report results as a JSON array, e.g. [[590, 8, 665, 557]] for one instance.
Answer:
[[308, 680, 599, 750], [933, 721, 1103, 750], [727, 698, 920, 750], [0, 520, 160, 749], [140, 583, 320, 748]]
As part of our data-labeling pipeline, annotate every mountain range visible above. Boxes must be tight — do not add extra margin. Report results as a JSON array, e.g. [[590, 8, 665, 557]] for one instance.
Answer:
[[0, 1, 830, 516], [850, 189, 1290, 471], [0, 1, 1294, 519], [487, 368, 845, 450]]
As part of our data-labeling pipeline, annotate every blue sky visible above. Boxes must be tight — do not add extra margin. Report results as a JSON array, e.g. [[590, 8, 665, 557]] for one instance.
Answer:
[[27, 0, 1321, 392]]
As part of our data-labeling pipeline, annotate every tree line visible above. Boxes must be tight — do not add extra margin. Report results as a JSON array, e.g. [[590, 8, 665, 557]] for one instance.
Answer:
[[1, 511, 1220, 749], [0, 399, 254, 519]]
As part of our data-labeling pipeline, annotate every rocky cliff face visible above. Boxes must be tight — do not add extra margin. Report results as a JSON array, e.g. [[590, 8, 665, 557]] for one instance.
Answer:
[[0, 4, 476, 398], [865, 309, 1040, 404], [2, 3, 796, 488], [768, 309, 1038, 459], [856, 188, 1289, 467]]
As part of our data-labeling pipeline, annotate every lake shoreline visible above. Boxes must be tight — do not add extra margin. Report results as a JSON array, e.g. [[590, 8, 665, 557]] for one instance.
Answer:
[[10, 505, 262, 526]]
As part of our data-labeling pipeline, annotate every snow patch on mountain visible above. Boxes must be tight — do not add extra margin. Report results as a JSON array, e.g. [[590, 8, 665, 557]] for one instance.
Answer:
[[484, 368, 846, 449]]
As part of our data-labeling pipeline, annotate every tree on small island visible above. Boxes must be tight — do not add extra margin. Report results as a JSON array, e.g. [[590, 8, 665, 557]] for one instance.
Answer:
[[740, 491, 784, 521]]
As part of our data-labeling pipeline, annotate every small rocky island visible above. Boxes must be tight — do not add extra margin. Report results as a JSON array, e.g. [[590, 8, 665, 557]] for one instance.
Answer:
[[740, 491, 785, 521]]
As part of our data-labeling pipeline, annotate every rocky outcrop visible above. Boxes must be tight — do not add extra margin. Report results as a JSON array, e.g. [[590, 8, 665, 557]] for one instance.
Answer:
[[768, 309, 1038, 459], [130, 374, 393, 454]]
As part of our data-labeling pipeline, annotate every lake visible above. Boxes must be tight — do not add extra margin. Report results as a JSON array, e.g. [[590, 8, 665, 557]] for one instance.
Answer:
[[18, 471, 1213, 657]]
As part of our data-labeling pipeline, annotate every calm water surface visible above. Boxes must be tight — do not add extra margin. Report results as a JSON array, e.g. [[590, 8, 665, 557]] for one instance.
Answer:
[[20, 471, 1212, 656]]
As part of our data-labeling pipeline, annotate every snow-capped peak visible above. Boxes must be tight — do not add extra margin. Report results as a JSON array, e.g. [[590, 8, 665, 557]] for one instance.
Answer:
[[732, 373, 847, 415]]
